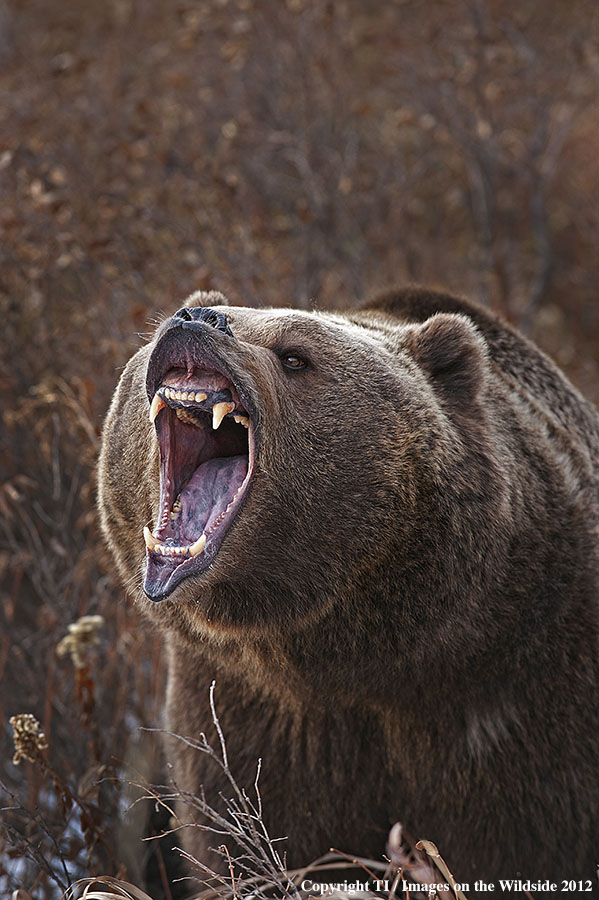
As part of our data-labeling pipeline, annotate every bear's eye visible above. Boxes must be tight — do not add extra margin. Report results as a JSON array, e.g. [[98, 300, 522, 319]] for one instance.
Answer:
[[279, 353, 308, 372]]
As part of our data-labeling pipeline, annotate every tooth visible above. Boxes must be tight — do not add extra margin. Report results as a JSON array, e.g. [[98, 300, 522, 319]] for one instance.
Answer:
[[233, 414, 249, 429], [195, 392, 207, 402], [143, 526, 159, 551], [149, 393, 167, 423], [175, 391, 182, 400], [212, 401, 235, 430], [189, 533, 207, 557], [164, 388, 171, 398], [181, 391, 188, 400]]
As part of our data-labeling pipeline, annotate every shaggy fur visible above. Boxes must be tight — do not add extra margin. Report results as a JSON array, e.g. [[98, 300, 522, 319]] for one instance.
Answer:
[[98, 287, 599, 890]]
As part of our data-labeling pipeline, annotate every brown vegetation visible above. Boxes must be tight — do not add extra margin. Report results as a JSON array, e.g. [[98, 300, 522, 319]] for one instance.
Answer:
[[1, 0, 598, 897]]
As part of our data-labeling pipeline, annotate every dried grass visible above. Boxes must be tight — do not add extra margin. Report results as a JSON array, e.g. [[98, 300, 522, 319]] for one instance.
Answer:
[[62, 686, 464, 900]]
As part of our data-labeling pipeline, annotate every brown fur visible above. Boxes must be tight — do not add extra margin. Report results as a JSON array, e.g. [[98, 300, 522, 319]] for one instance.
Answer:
[[98, 287, 599, 889]]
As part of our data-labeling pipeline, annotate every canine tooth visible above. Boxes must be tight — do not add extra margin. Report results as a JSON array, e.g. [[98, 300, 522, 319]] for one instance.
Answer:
[[233, 414, 249, 428], [189, 533, 207, 557], [212, 401, 235, 430], [143, 526, 160, 551], [149, 393, 167, 423]]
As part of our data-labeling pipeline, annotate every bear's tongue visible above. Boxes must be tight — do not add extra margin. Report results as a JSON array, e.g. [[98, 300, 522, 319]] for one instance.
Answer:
[[144, 453, 248, 598], [179, 456, 248, 540]]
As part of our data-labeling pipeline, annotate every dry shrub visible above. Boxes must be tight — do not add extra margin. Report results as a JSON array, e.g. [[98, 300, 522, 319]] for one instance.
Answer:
[[63, 687, 464, 900]]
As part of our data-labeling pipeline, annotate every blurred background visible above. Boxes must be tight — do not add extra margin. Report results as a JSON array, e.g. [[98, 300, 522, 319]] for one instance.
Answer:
[[1, 0, 598, 896]]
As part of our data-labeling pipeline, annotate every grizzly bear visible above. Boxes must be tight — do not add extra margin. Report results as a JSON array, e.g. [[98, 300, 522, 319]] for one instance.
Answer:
[[98, 287, 599, 892]]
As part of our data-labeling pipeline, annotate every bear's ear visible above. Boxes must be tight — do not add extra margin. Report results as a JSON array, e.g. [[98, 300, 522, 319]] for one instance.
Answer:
[[184, 289, 230, 308], [408, 313, 488, 409]]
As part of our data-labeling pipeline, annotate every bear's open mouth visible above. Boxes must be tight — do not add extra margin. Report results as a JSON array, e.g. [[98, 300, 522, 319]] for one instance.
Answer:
[[143, 339, 255, 601]]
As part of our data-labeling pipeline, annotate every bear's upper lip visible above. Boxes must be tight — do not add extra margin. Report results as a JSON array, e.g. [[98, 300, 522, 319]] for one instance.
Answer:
[[143, 325, 256, 600]]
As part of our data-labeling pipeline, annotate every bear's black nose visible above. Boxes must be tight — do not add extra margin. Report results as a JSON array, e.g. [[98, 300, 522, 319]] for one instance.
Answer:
[[173, 306, 233, 337]]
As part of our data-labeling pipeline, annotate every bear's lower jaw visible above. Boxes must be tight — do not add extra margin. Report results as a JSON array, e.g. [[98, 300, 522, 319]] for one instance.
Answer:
[[143, 370, 255, 601]]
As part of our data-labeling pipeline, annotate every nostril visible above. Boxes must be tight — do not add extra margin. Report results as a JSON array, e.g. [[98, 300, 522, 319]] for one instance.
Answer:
[[190, 307, 234, 336], [201, 309, 221, 328], [173, 307, 193, 321]]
